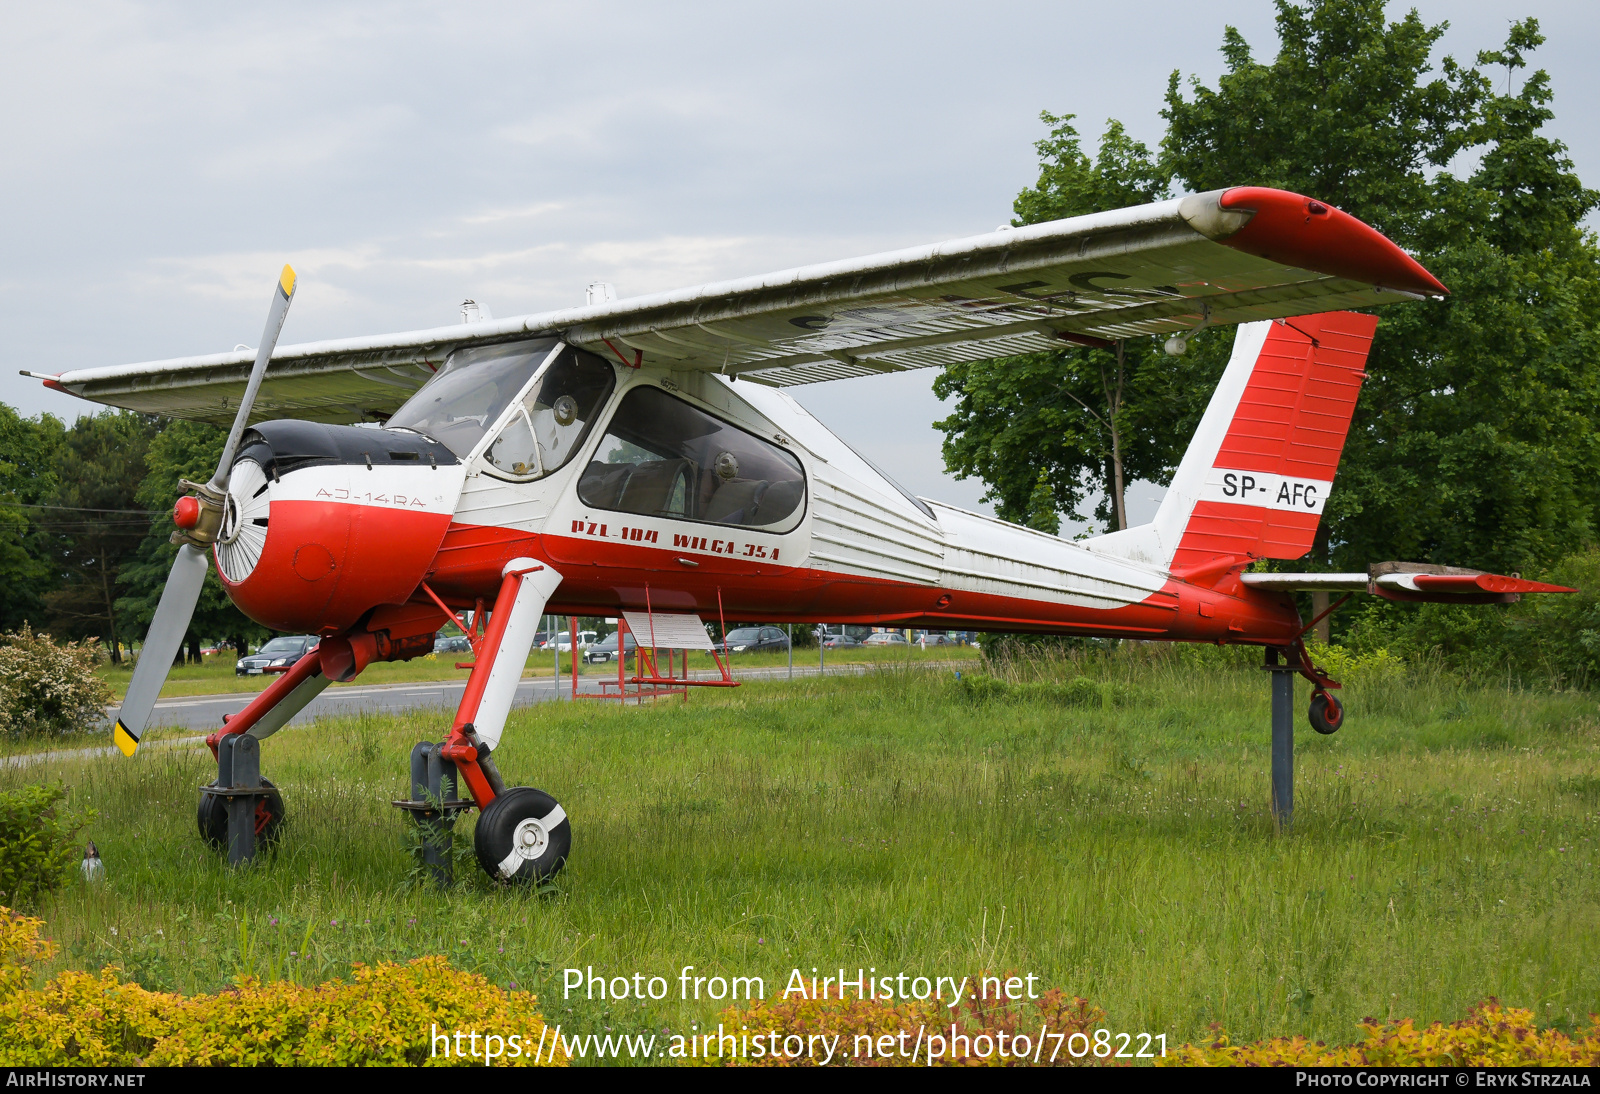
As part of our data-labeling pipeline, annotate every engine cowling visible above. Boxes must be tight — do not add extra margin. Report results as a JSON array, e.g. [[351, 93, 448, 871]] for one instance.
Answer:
[[212, 421, 466, 634]]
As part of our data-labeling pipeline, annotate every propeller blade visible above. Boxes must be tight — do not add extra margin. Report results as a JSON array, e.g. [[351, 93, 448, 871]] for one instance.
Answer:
[[210, 264, 296, 491], [112, 543, 209, 756], [114, 264, 296, 756]]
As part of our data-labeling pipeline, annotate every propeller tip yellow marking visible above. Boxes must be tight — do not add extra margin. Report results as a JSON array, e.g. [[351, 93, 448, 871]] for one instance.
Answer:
[[113, 721, 139, 757], [279, 264, 296, 299]]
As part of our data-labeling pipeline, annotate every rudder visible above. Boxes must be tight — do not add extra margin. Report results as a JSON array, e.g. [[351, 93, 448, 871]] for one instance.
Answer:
[[1084, 311, 1377, 577]]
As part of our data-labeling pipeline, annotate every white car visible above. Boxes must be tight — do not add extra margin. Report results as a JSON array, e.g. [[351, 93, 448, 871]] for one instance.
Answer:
[[541, 630, 597, 652]]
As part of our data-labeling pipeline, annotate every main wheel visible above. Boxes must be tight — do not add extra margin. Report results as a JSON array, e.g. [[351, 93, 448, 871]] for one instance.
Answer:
[[473, 787, 570, 883], [197, 778, 286, 850], [1308, 691, 1344, 735]]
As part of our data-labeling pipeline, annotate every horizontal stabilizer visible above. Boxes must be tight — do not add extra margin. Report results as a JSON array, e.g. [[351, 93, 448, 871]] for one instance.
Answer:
[[1240, 566, 1574, 603]]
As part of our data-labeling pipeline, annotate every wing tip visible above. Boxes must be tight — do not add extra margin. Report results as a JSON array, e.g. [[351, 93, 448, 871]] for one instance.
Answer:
[[1213, 186, 1449, 298]]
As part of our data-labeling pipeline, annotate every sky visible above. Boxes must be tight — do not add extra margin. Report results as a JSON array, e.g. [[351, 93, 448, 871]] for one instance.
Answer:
[[2, 1, 1595, 530]]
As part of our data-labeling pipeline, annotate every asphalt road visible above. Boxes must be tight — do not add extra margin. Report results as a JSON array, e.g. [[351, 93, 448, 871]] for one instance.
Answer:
[[137, 659, 964, 732], [0, 660, 967, 770]]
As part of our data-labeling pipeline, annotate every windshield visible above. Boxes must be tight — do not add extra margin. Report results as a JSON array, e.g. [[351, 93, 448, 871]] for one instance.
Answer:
[[387, 338, 559, 457], [257, 637, 303, 654], [483, 348, 615, 479], [725, 628, 762, 642]]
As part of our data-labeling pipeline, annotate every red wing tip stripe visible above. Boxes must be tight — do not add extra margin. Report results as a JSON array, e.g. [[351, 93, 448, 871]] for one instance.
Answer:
[[1216, 189, 1448, 297]]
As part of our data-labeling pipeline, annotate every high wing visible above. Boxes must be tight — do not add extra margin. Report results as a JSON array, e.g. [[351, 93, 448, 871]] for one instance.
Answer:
[[30, 187, 1447, 426]]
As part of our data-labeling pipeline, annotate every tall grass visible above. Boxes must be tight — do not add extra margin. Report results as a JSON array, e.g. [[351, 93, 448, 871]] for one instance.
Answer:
[[3, 653, 1596, 1058]]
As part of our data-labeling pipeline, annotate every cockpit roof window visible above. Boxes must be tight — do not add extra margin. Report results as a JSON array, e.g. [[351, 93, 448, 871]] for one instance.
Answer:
[[386, 338, 559, 457]]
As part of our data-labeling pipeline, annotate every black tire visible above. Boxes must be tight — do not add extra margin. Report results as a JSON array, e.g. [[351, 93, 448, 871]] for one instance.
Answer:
[[197, 777, 286, 850], [473, 787, 570, 884], [1309, 692, 1344, 735]]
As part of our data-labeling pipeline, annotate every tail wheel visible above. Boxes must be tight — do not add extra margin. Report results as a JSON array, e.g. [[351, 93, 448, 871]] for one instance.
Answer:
[[197, 777, 286, 849], [473, 787, 570, 884], [1309, 691, 1344, 735]]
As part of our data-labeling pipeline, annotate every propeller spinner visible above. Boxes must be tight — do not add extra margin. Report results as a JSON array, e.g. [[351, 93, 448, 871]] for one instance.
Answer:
[[112, 265, 297, 756]]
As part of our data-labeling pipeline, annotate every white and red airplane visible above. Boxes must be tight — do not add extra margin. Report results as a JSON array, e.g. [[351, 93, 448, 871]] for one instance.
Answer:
[[28, 186, 1572, 880]]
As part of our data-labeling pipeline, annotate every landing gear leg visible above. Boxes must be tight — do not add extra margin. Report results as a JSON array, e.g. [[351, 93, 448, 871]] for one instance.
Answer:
[[1264, 647, 1296, 831], [391, 557, 566, 886], [394, 741, 472, 886], [198, 648, 329, 861], [198, 733, 285, 864]]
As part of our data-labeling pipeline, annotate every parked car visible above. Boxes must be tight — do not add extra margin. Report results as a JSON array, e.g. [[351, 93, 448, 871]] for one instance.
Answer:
[[821, 634, 861, 649], [236, 635, 320, 676], [914, 632, 956, 647], [583, 631, 638, 664], [861, 631, 910, 647], [716, 626, 790, 655], [541, 630, 597, 652], [433, 633, 472, 654]]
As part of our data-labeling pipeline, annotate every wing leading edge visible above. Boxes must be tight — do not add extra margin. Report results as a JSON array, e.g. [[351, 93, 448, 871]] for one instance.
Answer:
[[33, 187, 1447, 425]]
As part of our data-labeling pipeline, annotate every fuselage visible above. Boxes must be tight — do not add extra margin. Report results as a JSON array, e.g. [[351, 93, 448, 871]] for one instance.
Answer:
[[214, 339, 1300, 647]]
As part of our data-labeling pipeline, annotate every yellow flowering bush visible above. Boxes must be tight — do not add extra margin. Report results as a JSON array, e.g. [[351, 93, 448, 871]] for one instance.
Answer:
[[707, 974, 1108, 1067], [1162, 1000, 1600, 1067], [150, 957, 565, 1066], [0, 906, 54, 995], [0, 907, 565, 1067]]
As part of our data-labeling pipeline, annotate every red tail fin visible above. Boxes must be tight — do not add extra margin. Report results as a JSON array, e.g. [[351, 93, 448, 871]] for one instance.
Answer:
[[1085, 312, 1377, 575]]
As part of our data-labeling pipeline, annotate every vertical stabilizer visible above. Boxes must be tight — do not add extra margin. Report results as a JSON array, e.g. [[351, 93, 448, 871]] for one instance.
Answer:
[[1084, 312, 1377, 577]]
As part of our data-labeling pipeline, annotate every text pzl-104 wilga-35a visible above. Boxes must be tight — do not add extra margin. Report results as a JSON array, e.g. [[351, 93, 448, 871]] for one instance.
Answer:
[[29, 186, 1573, 882]]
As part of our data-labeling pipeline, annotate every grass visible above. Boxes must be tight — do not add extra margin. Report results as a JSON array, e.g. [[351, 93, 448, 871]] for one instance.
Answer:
[[7, 646, 1598, 1062], [94, 642, 982, 700]]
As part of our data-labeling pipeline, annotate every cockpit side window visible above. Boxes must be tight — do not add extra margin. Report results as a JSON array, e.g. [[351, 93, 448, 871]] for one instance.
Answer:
[[387, 338, 559, 458], [578, 385, 806, 532], [483, 348, 615, 480]]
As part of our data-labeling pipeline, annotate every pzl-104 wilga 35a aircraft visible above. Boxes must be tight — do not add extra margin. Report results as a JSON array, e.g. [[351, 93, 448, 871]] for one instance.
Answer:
[[29, 186, 1573, 880]]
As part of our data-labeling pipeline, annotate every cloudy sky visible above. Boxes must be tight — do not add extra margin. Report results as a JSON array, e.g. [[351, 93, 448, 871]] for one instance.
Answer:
[[2, 1, 1594, 527]]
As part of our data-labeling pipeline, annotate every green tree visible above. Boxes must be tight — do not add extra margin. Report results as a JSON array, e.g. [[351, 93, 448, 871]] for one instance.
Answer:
[[934, 115, 1217, 532], [1163, 4, 1600, 575], [116, 420, 264, 663], [0, 405, 66, 631], [39, 412, 160, 662], [942, 0, 1600, 581]]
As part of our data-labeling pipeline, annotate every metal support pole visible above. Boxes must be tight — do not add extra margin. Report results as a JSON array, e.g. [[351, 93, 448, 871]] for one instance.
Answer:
[[223, 733, 261, 866], [787, 624, 793, 679], [1265, 647, 1295, 831], [394, 741, 468, 887]]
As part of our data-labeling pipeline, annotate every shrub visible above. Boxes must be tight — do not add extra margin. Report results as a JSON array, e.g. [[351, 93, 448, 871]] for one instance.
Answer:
[[1161, 1000, 1600, 1066], [0, 906, 53, 995], [148, 956, 564, 1066], [0, 784, 89, 907], [0, 909, 565, 1066], [1303, 641, 1406, 684], [0, 625, 114, 738], [704, 975, 1108, 1066]]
